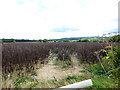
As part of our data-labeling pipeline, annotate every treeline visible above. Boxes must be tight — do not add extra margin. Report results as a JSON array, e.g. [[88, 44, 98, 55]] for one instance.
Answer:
[[2, 39, 38, 43], [1, 38, 100, 43], [1, 35, 120, 43], [1, 39, 57, 43]]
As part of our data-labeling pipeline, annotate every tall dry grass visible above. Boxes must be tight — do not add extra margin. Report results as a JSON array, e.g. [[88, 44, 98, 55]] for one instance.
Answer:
[[2, 42, 107, 73]]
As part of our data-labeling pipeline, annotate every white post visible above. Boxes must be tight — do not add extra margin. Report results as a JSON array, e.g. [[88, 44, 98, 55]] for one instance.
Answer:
[[54, 79, 92, 90]]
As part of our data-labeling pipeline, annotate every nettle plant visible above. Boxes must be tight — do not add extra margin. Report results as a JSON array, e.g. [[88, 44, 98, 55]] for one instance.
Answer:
[[88, 33, 120, 77], [102, 46, 120, 77], [96, 33, 120, 77]]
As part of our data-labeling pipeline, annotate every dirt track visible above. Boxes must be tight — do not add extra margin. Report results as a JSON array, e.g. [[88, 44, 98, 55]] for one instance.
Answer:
[[35, 58, 83, 81]]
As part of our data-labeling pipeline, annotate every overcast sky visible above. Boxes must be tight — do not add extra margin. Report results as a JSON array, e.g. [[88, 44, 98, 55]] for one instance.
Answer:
[[0, 0, 119, 39]]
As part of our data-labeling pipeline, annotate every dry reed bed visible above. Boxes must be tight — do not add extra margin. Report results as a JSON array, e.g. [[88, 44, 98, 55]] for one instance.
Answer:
[[2, 42, 107, 73]]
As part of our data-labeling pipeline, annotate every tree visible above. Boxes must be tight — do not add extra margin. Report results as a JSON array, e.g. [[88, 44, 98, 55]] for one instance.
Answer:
[[81, 39, 89, 42], [109, 35, 120, 42], [42, 39, 48, 42]]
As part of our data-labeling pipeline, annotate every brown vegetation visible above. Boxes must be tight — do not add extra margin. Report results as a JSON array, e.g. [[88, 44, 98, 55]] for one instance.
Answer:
[[2, 42, 107, 73]]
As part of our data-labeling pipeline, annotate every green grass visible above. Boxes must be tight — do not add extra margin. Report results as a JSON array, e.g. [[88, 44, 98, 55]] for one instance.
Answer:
[[2, 67, 119, 88], [53, 60, 72, 68], [81, 63, 119, 88], [58, 74, 119, 88], [83, 63, 106, 75], [0, 40, 2, 43], [15, 76, 38, 88], [91, 76, 118, 88]]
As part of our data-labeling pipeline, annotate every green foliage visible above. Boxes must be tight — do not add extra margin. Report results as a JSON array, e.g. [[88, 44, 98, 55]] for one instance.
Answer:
[[65, 75, 77, 80], [109, 35, 120, 42], [15, 75, 38, 88], [2, 39, 15, 43], [62, 61, 71, 68], [63, 73, 118, 88], [62, 40, 70, 42], [42, 39, 48, 42], [82, 39, 89, 42], [84, 64, 106, 75], [102, 51, 115, 71], [113, 46, 120, 65], [91, 76, 118, 88], [53, 60, 71, 68], [77, 39, 89, 42], [38, 39, 42, 42], [77, 38, 105, 42], [0, 39, 2, 43], [85, 46, 120, 78], [102, 46, 120, 77]]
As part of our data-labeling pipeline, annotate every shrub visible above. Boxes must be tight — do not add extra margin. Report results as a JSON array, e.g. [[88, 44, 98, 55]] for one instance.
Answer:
[[109, 35, 120, 42], [85, 45, 120, 78]]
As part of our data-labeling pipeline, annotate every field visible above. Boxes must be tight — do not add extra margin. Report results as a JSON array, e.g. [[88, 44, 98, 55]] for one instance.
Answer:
[[2, 42, 106, 73], [1, 42, 119, 88]]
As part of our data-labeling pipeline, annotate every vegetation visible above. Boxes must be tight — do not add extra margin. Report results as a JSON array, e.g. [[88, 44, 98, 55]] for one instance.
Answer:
[[2, 65, 118, 88], [109, 35, 120, 42], [0, 39, 2, 43], [2, 42, 107, 73], [1, 34, 120, 88], [0, 36, 106, 43]]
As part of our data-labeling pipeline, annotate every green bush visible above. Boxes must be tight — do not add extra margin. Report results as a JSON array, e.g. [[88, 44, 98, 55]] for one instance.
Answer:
[[91, 76, 118, 88], [84, 46, 120, 77], [109, 35, 120, 42], [113, 46, 120, 68], [85, 64, 106, 75]]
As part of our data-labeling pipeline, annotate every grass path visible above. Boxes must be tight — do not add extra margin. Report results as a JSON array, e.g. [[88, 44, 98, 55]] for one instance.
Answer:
[[34, 59, 84, 81]]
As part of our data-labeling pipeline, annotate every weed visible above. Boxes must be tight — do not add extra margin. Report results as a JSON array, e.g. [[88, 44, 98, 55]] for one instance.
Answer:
[[91, 76, 118, 88]]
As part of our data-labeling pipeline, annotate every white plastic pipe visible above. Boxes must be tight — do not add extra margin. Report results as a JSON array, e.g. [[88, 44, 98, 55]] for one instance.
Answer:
[[54, 79, 92, 90]]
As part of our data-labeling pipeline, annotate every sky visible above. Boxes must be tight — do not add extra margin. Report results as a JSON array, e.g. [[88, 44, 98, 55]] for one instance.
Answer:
[[0, 0, 119, 39]]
